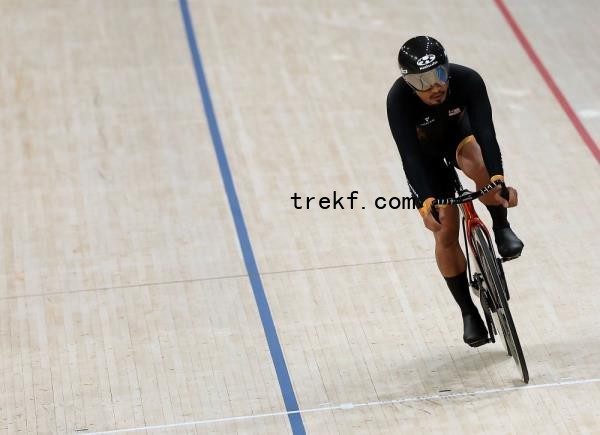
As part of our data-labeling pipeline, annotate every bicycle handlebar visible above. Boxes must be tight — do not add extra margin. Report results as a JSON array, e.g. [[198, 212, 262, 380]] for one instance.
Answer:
[[432, 179, 507, 207], [429, 179, 509, 224]]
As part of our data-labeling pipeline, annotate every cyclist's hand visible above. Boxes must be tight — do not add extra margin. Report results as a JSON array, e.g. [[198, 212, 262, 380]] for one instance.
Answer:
[[502, 186, 518, 208], [419, 198, 443, 232], [480, 176, 519, 208], [481, 186, 518, 208]]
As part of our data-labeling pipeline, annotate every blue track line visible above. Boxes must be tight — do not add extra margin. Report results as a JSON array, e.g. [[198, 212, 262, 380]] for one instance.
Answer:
[[177, 1, 306, 434]]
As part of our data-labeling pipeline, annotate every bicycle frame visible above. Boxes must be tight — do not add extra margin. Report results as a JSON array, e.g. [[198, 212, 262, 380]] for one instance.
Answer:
[[458, 201, 493, 259], [447, 165, 495, 262]]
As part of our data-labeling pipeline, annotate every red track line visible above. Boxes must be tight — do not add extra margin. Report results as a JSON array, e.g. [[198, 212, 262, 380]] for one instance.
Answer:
[[494, 0, 600, 163]]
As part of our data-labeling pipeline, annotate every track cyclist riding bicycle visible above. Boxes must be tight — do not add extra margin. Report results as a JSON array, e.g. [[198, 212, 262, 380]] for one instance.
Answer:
[[386, 36, 524, 347]]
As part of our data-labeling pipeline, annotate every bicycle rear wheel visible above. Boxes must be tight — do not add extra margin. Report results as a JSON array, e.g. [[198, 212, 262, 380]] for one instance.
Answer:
[[472, 226, 529, 383]]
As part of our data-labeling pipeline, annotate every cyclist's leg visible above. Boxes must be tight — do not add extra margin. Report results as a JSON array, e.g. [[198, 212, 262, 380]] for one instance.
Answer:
[[425, 160, 488, 345], [434, 205, 488, 346], [445, 116, 509, 213], [447, 113, 488, 186], [449, 115, 503, 196], [451, 121, 523, 258], [456, 138, 524, 257], [455, 135, 491, 189], [433, 205, 464, 276], [420, 158, 464, 276], [456, 136, 508, 228]]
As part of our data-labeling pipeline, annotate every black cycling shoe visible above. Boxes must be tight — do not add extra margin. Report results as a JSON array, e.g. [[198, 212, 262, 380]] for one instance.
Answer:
[[463, 312, 489, 347], [493, 226, 524, 259]]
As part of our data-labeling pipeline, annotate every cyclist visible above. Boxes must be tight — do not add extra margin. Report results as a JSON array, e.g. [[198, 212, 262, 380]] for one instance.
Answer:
[[386, 36, 524, 347]]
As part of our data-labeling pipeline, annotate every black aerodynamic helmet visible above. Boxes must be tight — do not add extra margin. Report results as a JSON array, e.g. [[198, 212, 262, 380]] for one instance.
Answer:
[[398, 36, 449, 91]]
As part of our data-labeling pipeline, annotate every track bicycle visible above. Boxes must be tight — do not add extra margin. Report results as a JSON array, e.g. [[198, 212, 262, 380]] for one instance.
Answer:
[[431, 164, 529, 383]]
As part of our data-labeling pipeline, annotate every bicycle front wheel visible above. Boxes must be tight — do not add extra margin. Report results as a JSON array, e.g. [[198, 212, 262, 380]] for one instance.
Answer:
[[472, 226, 529, 383]]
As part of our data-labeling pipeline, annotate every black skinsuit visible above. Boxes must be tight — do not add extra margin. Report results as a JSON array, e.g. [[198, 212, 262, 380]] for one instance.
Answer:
[[387, 63, 504, 206]]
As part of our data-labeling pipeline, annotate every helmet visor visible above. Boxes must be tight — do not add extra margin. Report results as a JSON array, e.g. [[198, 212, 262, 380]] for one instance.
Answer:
[[403, 64, 449, 91]]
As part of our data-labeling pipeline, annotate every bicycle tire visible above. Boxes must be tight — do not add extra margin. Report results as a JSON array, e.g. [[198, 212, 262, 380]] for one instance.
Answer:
[[472, 226, 529, 383]]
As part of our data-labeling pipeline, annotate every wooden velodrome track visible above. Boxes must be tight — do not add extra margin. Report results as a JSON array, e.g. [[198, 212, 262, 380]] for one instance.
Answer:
[[0, 0, 598, 433]]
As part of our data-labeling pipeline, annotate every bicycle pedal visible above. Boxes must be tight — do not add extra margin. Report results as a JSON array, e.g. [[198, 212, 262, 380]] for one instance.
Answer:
[[501, 254, 521, 262]]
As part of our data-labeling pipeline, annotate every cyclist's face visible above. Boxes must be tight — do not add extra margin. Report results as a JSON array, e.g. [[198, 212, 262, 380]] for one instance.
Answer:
[[415, 82, 448, 106]]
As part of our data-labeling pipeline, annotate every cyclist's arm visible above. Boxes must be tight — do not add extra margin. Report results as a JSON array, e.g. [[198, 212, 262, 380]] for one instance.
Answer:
[[465, 71, 504, 179]]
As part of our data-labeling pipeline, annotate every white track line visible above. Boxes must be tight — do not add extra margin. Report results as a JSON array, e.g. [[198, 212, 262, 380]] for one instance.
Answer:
[[84, 377, 600, 434]]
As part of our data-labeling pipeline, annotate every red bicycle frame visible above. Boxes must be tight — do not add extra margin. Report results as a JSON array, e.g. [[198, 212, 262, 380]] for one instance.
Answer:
[[458, 201, 493, 257]]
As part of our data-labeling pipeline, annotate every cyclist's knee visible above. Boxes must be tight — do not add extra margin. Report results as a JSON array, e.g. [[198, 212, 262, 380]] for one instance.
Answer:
[[456, 138, 489, 185], [435, 227, 459, 249], [456, 136, 481, 163], [433, 207, 459, 247]]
